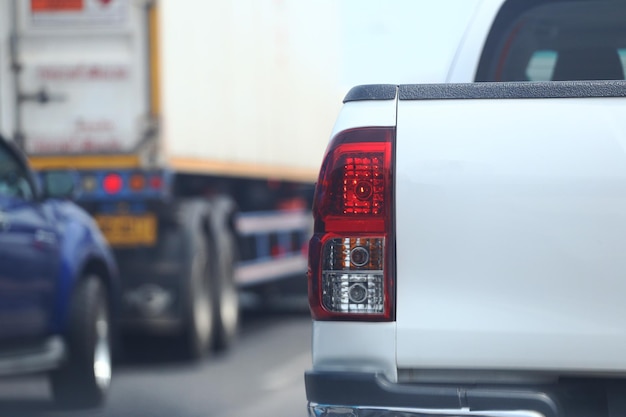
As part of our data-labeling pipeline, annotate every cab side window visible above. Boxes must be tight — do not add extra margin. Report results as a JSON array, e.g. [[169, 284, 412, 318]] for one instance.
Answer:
[[476, 0, 626, 82], [0, 144, 34, 201]]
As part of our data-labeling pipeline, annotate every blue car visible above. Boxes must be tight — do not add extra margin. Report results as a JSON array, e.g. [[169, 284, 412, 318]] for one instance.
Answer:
[[0, 136, 118, 408]]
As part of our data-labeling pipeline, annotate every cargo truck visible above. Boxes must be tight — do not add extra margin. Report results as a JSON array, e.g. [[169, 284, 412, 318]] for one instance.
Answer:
[[0, 0, 344, 358]]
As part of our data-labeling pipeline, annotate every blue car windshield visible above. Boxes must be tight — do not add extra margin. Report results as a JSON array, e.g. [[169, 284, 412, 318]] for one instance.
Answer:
[[0, 144, 34, 201]]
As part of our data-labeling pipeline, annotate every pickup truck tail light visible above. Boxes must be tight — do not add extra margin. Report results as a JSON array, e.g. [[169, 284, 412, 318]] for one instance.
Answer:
[[308, 127, 395, 321]]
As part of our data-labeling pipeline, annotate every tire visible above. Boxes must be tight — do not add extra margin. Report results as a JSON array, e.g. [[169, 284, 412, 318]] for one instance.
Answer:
[[50, 275, 112, 409], [179, 219, 215, 360], [212, 229, 240, 351]]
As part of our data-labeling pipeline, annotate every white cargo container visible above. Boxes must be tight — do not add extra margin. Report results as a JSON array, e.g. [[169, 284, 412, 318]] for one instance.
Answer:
[[0, 0, 345, 358]]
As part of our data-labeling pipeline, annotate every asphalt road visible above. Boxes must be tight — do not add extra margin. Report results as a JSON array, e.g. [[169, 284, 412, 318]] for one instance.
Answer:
[[0, 306, 313, 417]]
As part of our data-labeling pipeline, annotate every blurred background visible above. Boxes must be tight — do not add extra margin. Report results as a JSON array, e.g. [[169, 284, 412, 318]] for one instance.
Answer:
[[0, 0, 476, 416]]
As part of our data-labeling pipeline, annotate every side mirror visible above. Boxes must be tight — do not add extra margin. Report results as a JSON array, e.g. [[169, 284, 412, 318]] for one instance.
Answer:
[[40, 170, 79, 200]]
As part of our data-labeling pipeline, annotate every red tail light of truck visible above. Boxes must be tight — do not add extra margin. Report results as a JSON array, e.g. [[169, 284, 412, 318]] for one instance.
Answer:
[[308, 127, 396, 321], [103, 173, 123, 194]]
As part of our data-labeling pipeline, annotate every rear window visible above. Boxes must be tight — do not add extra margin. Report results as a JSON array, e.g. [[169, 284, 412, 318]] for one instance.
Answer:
[[476, 0, 626, 82], [525, 48, 626, 81]]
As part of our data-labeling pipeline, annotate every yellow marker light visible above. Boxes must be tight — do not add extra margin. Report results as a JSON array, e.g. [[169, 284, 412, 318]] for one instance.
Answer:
[[82, 175, 97, 193]]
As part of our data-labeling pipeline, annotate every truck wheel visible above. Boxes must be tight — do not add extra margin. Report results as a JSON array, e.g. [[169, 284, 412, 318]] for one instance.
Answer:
[[50, 275, 111, 408], [180, 232, 215, 359], [212, 230, 240, 351]]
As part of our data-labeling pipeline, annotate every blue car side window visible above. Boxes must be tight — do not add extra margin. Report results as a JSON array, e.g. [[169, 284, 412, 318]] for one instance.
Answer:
[[0, 145, 34, 201]]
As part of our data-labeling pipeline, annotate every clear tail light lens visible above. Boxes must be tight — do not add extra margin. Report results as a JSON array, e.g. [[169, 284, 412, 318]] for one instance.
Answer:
[[308, 127, 395, 321], [322, 237, 385, 314]]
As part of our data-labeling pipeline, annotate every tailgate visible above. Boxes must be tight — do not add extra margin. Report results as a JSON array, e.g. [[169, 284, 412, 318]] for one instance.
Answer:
[[394, 82, 626, 373]]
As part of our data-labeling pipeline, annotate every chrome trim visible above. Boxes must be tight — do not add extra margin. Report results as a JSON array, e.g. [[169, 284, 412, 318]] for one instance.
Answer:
[[308, 403, 546, 417], [0, 336, 66, 376], [94, 301, 112, 391]]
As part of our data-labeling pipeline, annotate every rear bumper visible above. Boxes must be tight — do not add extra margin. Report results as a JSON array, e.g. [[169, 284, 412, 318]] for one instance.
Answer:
[[305, 371, 561, 417], [308, 404, 548, 417]]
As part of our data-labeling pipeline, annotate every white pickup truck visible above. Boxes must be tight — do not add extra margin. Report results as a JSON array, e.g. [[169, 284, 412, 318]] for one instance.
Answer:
[[305, 1, 626, 417]]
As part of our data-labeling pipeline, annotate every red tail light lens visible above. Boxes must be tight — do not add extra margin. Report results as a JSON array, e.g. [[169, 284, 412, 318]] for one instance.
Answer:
[[103, 173, 123, 194], [129, 174, 146, 191], [150, 174, 163, 190], [309, 127, 395, 321]]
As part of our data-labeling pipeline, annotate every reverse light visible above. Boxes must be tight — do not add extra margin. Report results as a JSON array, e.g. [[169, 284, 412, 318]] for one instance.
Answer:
[[103, 173, 123, 194], [322, 237, 385, 314], [308, 127, 395, 321]]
